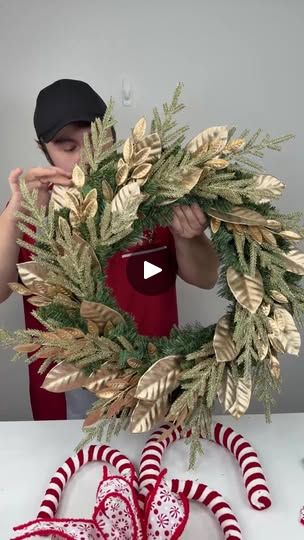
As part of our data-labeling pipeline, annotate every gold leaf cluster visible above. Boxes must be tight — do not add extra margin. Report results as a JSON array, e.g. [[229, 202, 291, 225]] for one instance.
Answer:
[[116, 117, 161, 188]]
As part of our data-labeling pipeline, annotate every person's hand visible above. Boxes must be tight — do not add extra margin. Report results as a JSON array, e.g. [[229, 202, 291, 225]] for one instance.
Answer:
[[8, 166, 72, 216], [169, 203, 208, 239]]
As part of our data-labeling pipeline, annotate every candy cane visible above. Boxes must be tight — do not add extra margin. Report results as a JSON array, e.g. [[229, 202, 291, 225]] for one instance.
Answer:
[[139, 423, 271, 511], [38, 444, 137, 519], [211, 423, 271, 511], [169, 479, 242, 540], [139, 425, 242, 540]]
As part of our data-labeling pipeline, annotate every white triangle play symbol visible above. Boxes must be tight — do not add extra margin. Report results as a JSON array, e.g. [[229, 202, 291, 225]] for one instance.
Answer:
[[144, 260, 162, 280]]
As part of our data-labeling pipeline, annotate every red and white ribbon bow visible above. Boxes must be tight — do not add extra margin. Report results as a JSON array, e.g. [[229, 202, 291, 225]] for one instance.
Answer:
[[11, 423, 271, 540]]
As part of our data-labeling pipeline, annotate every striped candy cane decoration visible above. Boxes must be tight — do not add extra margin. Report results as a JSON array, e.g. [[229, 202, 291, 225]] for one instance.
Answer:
[[139, 423, 271, 511], [169, 479, 242, 540], [38, 444, 137, 519], [139, 425, 242, 540], [212, 423, 271, 511]]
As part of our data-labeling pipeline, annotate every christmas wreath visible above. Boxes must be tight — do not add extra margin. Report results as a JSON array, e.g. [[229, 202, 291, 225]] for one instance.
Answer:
[[2, 85, 304, 465]]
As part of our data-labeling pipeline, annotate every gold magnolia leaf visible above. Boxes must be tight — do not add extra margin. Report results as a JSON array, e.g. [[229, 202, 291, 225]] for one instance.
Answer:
[[127, 358, 142, 368], [58, 216, 71, 238], [111, 181, 144, 215], [231, 223, 244, 234], [83, 199, 98, 221], [253, 175, 285, 202], [265, 219, 282, 232], [248, 226, 263, 244], [116, 163, 129, 186], [209, 137, 228, 155], [132, 117, 146, 140], [8, 282, 31, 296], [102, 179, 114, 202], [87, 320, 100, 336], [186, 126, 228, 156], [107, 398, 129, 418], [181, 167, 202, 192], [224, 139, 246, 153], [52, 329, 74, 340], [123, 137, 134, 163], [270, 290, 288, 303], [227, 267, 264, 314], [80, 301, 125, 333], [135, 355, 181, 401], [269, 307, 301, 355], [70, 233, 91, 257], [70, 209, 81, 228], [133, 147, 151, 165], [50, 185, 80, 211], [17, 261, 47, 288], [122, 390, 137, 409], [96, 388, 119, 399], [14, 343, 41, 353], [279, 230, 303, 241], [268, 310, 289, 342], [72, 164, 85, 189], [72, 233, 101, 274], [261, 228, 277, 246], [65, 190, 81, 210], [38, 346, 62, 359], [147, 342, 157, 355], [279, 249, 304, 275], [31, 281, 52, 297], [83, 368, 121, 393], [129, 395, 169, 433], [268, 322, 285, 354], [104, 321, 114, 336], [208, 207, 268, 227], [228, 377, 252, 419], [106, 375, 132, 390], [136, 133, 161, 160], [131, 163, 152, 181], [255, 335, 269, 360], [27, 295, 51, 307], [186, 139, 208, 157], [218, 368, 235, 411], [269, 353, 280, 380], [213, 316, 237, 363], [210, 217, 221, 234], [205, 158, 229, 170], [41, 361, 89, 392], [84, 188, 98, 206]]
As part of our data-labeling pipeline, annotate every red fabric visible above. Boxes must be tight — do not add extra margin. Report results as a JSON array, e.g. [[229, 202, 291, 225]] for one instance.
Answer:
[[105, 226, 178, 337], [19, 228, 67, 420], [18, 224, 178, 420]]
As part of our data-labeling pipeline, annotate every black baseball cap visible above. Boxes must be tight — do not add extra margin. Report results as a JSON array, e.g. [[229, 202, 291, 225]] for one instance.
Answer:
[[34, 79, 108, 142]]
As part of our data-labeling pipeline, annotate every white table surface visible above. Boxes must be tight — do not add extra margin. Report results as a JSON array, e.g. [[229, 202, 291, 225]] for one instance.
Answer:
[[1, 413, 303, 539]]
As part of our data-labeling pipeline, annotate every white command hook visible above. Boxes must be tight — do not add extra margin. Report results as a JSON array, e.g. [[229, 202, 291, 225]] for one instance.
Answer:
[[122, 78, 132, 106]]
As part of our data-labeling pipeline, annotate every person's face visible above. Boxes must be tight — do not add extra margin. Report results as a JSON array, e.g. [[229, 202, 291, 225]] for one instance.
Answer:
[[44, 122, 91, 173]]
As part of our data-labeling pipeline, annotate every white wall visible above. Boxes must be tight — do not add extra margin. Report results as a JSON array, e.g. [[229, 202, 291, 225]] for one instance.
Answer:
[[0, 0, 303, 419]]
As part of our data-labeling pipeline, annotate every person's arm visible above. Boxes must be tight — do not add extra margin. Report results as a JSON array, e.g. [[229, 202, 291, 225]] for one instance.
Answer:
[[0, 199, 22, 303], [170, 203, 219, 289], [0, 167, 72, 303]]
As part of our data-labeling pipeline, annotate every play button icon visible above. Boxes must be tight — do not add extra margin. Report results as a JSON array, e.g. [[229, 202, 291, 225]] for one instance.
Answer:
[[144, 261, 162, 280], [126, 245, 177, 295]]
